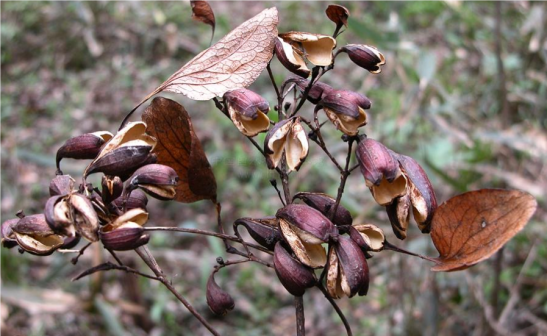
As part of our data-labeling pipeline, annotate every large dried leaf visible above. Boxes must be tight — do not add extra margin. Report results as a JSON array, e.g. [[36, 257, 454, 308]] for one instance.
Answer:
[[142, 97, 217, 203], [150, 7, 278, 101], [430, 189, 537, 272], [190, 1, 215, 33]]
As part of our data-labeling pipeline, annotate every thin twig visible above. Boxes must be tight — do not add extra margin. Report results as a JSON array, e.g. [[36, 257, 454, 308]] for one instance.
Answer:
[[71, 242, 92, 265], [383, 240, 439, 264], [317, 283, 353, 336], [330, 138, 354, 222], [135, 246, 221, 336], [143, 226, 272, 255], [294, 295, 306, 336], [72, 261, 161, 282], [267, 63, 281, 98]]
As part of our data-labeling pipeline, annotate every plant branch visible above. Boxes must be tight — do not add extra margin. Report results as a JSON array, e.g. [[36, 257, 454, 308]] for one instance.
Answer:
[[317, 283, 353, 336], [135, 246, 221, 336], [294, 295, 306, 336], [329, 138, 354, 222], [143, 226, 272, 255], [383, 240, 439, 264], [72, 261, 161, 282]]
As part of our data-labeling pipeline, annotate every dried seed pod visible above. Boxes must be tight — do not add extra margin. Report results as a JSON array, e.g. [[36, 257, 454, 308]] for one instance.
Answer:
[[101, 175, 123, 205], [264, 117, 308, 173], [279, 32, 336, 66], [49, 174, 75, 196], [206, 273, 235, 316], [386, 194, 411, 240], [234, 217, 281, 251], [325, 5, 349, 29], [1, 218, 19, 249], [356, 138, 407, 205], [61, 234, 81, 249], [340, 44, 386, 74], [273, 242, 317, 296], [84, 122, 156, 179], [44, 195, 75, 237], [293, 192, 353, 226], [12, 214, 63, 256], [291, 77, 333, 104], [327, 236, 369, 299], [274, 37, 310, 78], [124, 164, 179, 201], [56, 132, 113, 173], [276, 204, 336, 268], [321, 90, 370, 136], [351, 224, 385, 252], [112, 189, 148, 212], [107, 208, 149, 232], [85, 146, 153, 178], [100, 223, 149, 251], [397, 155, 438, 233], [224, 89, 270, 137], [276, 204, 336, 243], [70, 194, 99, 242]]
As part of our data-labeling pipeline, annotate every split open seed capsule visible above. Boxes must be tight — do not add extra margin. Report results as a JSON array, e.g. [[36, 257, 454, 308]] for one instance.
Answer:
[[321, 90, 370, 136], [12, 214, 63, 256], [1, 218, 19, 249], [279, 31, 337, 67], [340, 44, 386, 74], [56, 132, 113, 173], [125, 164, 178, 201], [386, 194, 411, 240], [273, 242, 317, 296], [264, 117, 308, 173], [84, 122, 156, 180], [224, 89, 270, 137], [234, 216, 281, 251], [327, 236, 369, 299], [293, 192, 353, 226], [397, 155, 438, 233], [274, 37, 311, 78], [49, 174, 75, 196], [356, 138, 407, 205], [276, 204, 336, 268]]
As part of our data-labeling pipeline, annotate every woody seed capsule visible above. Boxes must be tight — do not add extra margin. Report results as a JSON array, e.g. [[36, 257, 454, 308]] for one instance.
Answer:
[[356, 138, 407, 205], [321, 90, 370, 136], [273, 242, 317, 296], [124, 164, 179, 201], [341, 44, 386, 74], [206, 273, 235, 316], [224, 89, 270, 137], [1, 218, 19, 249], [56, 132, 113, 173], [234, 217, 281, 251], [293, 192, 353, 226]]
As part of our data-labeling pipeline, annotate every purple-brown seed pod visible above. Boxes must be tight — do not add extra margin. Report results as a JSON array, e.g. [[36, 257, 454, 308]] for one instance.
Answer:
[[273, 242, 317, 296], [293, 192, 353, 226], [206, 273, 235, 316]]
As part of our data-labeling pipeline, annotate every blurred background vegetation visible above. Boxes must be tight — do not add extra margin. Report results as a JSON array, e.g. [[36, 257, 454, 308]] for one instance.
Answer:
[[1, 1, 546, 335]]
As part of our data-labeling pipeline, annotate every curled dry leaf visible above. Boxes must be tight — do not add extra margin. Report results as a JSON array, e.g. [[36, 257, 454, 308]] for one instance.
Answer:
[[146, 7, 278, 102], [142, 97, 217, 203], [190, 1, 215, 39], [430, 189, 537, 272]]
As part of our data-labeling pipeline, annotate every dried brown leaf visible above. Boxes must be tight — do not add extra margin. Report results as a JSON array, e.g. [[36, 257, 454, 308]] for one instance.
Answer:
[[190, 1, 215, 36], [151, 7, 278, 101], [142, 97, 217, 203], [430, 189, 537, 272], [325, 5, 350, 28]]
